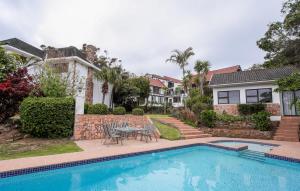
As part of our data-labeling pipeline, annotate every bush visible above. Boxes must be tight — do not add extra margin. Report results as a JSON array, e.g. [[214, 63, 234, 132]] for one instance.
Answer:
[[216, 113, 246, 122], [132, 108, 144, 115], [113, 106, 126, 115], [20, 97, 75, 138], [200, 110, 217, 128], [238, 104, 266, 115], [84, 103, 91, 114], [87, 103, 108, 115], [252, 111, 271, 131]]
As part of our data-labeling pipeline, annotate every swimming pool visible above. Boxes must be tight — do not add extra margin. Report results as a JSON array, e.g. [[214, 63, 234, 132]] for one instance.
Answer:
[[1, 146, 300, 191], [210, 140, 277, 152]]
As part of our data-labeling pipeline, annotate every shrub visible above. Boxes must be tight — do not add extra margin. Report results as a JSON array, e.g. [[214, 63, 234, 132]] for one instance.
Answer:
[[20, 97, 75, 138], [252, 111, 271, 131], [84, 103, 90, 114], [113, 106, 126, 115], [216, 113, 246, 122], [200, 110, 217, 128], [87, 103, 108, 115], [132, 108, 144, 115], [238, 104, 266, 115]]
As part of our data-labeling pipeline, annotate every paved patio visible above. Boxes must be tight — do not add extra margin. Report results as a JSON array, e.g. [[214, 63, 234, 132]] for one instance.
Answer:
[[0, 137, 300, 173]]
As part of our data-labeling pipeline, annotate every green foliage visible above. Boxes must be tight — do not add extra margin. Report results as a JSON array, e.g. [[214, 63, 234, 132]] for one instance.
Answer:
[[113, 106, 126, 115], [87, 103, 108, 115], [84, 103, 90, 114], [0, 46, 16, 82], [276, 73, 300, 92], [20, 97, 75, 138], [257, 0, 300, 68], [216, 113, 247, 122], [39, 67, 68, 97], [252, 111, 271, 131], [238, 104, 266, 115], [132, 108, 144, 115], [113, 77, 150, 111], [200, 110, 217, 128]]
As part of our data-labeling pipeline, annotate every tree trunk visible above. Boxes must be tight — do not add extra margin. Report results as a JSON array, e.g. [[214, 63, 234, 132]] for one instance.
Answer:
[[200, 74, 204, 96], [102, 93, 106, 104]]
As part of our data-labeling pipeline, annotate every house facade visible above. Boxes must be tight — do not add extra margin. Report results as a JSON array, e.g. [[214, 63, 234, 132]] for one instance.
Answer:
[[1, 38, 113, 108], [145, 74, 184, 107], [209, 66, 299, 121]]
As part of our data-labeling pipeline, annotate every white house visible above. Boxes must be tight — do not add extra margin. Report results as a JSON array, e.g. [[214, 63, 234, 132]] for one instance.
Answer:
[[209, 66, 299, 121], [1, 38, 113, 110], [145, 74, 185, 107]]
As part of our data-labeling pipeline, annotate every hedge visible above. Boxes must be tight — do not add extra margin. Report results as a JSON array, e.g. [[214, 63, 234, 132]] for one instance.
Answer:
[[113, 106, 126, 115], [86, 103, 108, 115], [238, 104, 266, 115], [20, 97, 75, 138], [251, 111, 271, 131], [132, 108, 144, 115], [200, 110, 217, 128]]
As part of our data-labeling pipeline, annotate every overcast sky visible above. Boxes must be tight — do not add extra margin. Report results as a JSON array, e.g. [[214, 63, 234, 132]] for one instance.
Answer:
[[0, 0, 284, 79]]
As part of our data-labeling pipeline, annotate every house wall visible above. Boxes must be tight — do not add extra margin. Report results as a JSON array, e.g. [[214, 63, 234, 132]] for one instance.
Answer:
[[92, 76, 113, 106], [212, 83, 281, 120]]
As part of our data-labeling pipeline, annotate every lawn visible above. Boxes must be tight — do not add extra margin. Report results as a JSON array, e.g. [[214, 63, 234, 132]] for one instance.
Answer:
[[146, 114, 170, 118], [0, 139, 82, 160], [152, 120, 181, 140]]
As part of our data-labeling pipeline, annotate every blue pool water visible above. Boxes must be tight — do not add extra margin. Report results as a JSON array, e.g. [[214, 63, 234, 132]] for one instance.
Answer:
[[1, 146, 300, 191], [211, 140, 276, 152]]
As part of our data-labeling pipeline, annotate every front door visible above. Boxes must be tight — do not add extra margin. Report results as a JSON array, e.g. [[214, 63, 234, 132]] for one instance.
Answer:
[[282, 91, 300, 116]]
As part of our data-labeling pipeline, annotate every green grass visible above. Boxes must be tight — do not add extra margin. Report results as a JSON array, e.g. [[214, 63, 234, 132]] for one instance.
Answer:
[[152, 120, 181, 140], [146, 114, 170, 118], [0, 141, 82, 160]]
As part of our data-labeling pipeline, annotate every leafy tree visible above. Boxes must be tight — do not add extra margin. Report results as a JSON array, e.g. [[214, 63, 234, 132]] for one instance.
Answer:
[[130, 76, 150, 104], [166, 47, 194, 79], [0, 46, 16, 82], [276, 72, 300, 92], [0, 68, 36, 122], [182, 70, 193, 94], [257, 0, 300, 68], [194, 60, 210, 95]]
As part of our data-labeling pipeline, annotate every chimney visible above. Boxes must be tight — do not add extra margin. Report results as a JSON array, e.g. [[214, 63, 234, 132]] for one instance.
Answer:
[[82, 44, 99, 64]]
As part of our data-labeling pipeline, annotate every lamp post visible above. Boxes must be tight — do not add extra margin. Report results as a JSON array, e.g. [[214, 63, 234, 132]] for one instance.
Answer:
[[75, 80, 85, 114]]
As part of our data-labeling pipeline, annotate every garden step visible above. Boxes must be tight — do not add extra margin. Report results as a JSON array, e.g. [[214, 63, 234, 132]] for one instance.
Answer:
[[273, 136, 299, 142], [182, 131, 205, 135], [183, 134, 212, 139]]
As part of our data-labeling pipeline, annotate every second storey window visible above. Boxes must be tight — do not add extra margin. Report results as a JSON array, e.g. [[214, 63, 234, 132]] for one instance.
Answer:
[[153, 87, 160, 94], [246, 88, 272, 103], [218, 90, 240, 104]]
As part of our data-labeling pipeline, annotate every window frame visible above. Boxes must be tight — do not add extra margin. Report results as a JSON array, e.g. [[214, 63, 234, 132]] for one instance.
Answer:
[[217, 90, 240, 104], [246, 88, 273, 103]]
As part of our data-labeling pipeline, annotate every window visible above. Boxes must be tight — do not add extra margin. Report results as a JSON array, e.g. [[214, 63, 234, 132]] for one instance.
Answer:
[[153, 87, 160, 94], [246, 88, 272, 103], [173, 96, 181, 103], [218, 90, 240, 104]]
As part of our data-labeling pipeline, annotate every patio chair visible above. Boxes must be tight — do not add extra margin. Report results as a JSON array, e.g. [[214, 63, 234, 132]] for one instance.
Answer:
[[138, 125, 158, 143], [103, 123, 124, 145]]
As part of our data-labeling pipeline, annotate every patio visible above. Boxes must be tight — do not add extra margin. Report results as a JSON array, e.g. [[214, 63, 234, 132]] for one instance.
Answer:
[[1, 137, 300, 174]]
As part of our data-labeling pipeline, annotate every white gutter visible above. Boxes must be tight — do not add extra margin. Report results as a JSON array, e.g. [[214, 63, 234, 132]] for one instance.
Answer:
[[208, 80, 276, 88], [2, 45, 43, 61], [46, 56, 100, 71]]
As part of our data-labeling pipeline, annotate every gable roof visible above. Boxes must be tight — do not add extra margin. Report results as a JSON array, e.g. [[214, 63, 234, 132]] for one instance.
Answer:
[[1, 38, 44, 58], [149, 78, 165, 88], [209, 66, 297, 86], [192, 65, 241, 82], [163, 76, 181, 83], [47, 46, 88, 61]]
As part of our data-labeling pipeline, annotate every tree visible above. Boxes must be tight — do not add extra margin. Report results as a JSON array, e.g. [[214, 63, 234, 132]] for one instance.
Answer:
[[166, 47, 194, 79], [0, 47, 17, 82], [194, 60, 210, 95], [0, 68, 36, 122], [257, 0, 300, 68], [96, 66, 114, 104], [182, 70, 193, 93]]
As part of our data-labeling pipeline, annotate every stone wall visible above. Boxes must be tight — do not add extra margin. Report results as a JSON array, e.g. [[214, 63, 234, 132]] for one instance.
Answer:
[[85, 67, 94, 104], [74, 115, 151, 140], [214, 104, 239, 115], [201, 128, 273, 139], [214, 103, 281, 116]]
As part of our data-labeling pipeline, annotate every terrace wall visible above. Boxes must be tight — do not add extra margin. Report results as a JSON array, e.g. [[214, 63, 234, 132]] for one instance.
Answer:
[[73, 115, 151, 140]]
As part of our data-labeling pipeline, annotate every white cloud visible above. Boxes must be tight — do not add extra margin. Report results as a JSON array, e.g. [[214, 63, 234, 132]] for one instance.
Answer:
[[0, 0, 283, 79]]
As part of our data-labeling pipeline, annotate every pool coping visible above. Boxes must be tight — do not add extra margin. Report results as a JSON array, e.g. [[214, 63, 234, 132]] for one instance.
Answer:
[[1, 142, 299, 179], [209, 139, 280, 147]]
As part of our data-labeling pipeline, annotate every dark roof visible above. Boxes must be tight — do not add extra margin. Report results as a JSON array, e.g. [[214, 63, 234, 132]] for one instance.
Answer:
[[0, 38, 44, 58], [210, 66, 297, 86], [48, 46, 88, 61]]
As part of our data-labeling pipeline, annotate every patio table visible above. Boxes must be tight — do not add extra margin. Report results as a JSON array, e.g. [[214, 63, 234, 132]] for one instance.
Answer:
[[115, 127, 141, 139]]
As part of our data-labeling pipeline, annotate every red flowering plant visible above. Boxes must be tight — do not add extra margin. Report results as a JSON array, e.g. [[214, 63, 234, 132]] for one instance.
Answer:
[[0, 67, 38, 122]]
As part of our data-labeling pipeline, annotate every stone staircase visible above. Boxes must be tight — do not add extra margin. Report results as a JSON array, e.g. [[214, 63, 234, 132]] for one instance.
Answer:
[[273, 116, 300, 142], [156, 117, 211, 139]]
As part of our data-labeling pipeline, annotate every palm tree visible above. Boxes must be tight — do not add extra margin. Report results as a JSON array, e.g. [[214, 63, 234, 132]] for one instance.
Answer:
[[166, 47, 194, 79], [96, 67, 114, 104], [194, 60, 210, 95], [182, 70, 193, 93]]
